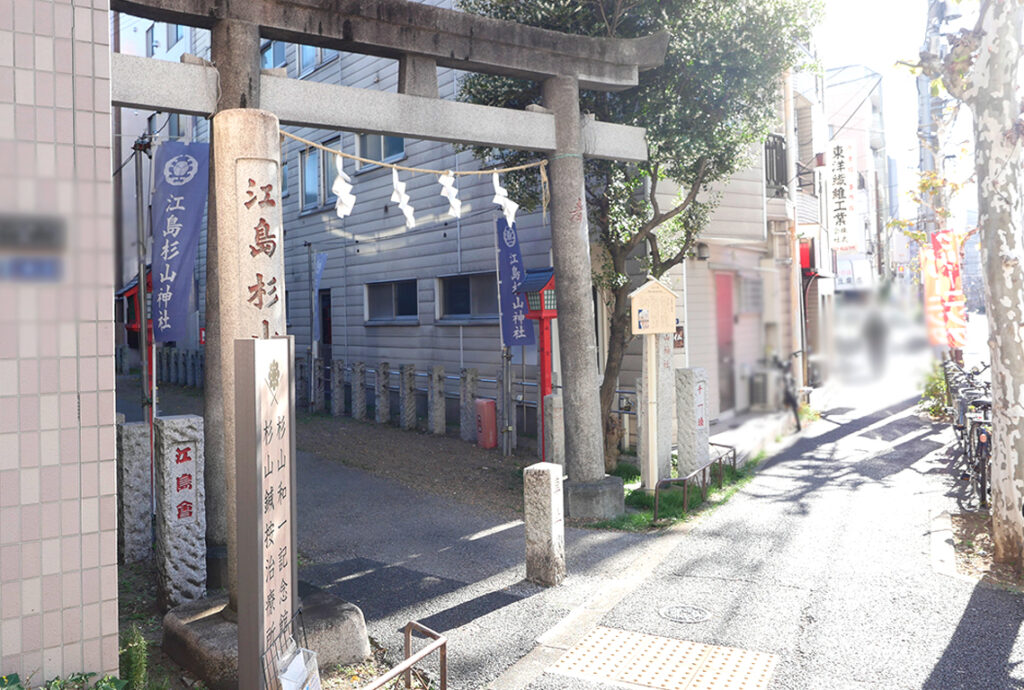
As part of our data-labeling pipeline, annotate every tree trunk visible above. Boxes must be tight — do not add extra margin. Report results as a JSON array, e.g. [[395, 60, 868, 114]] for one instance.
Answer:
[[972, 1, 1024, 567], [600, 266, 635, 473]]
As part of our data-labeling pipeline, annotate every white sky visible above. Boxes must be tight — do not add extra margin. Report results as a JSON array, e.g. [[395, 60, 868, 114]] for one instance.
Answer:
[[818, 0, 930, 217]]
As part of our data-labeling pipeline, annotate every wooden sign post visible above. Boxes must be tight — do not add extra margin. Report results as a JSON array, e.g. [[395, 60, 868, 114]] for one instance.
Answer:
[[235, 336, 297, 689], [629, 279, 677, 491]]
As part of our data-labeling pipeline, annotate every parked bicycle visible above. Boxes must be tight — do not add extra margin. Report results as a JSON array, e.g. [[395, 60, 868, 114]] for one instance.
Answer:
[[942, 359, 992, 507]]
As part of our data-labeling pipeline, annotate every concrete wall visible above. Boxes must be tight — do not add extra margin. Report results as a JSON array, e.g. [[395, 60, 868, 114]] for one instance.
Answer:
[[1, 0, 119, 679]]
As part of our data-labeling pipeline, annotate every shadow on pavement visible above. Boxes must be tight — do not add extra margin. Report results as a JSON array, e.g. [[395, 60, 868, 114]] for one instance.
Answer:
[[923, 583, 1024, 689], [302, 557, 466, 621], [746, 396, 947, 513]]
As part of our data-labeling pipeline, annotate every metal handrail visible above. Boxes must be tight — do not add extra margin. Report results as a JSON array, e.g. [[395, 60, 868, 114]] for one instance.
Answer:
[[359, 621, 447, 690], [653, 454, 727, 520]]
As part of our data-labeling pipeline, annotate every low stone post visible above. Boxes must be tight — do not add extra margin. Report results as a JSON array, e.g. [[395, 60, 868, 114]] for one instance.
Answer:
[[312, 357, 326, 413], [375, 362, 391, 424], [399, 364, 416, 430], [176, 349, 186, 385], [352, 362, 367, 420], [427, 365, 445, 435], [676, 368, 709, 477], [153, 414, 206, 611], [186, 350, 197, 387], [524, 462, 566, 587], [196, 350, 205, 389], [117, 421, 152, 564], [331, 360, 345, 417], [296, 358, 309, 410], [543, 391, 565, 466], [460, 368, 478, 442]]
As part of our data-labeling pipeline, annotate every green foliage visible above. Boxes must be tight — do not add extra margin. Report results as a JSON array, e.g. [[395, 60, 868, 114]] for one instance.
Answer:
[[458, 0, 822, 437], [592, 455, 764, 531], [609, 461, 641, 483], [0, 673, 126, 690], [119, 625, 148, 690], [920, 360, 950, 420], [458, 0, 822, 256]]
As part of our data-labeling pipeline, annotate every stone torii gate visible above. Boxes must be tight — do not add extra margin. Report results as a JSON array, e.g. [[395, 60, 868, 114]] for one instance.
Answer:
[[111, 0, 666, 595]]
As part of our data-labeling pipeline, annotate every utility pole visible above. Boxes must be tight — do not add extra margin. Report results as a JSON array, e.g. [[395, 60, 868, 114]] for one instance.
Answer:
[[132, 133, 153, 510]]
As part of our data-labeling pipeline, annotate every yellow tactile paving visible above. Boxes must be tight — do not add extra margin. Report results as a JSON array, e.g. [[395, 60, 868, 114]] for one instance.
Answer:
[[549, 626, 778, 690]]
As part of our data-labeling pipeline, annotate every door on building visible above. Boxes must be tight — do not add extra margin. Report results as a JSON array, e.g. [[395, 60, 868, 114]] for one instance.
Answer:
[[319, 289, 332, 406], [715, 273, 735, 414]]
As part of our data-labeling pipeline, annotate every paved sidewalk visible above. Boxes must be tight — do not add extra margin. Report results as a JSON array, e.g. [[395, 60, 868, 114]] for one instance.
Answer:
[[496, 349, 1024, 690]]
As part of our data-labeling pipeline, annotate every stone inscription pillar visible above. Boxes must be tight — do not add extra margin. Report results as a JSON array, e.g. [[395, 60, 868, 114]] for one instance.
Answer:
[[204, 108, 287, 607], [676, 368, 709, 477], [154, 414, 206, 611], [524, 462, 566, 587], [117, 421, 151, 564]]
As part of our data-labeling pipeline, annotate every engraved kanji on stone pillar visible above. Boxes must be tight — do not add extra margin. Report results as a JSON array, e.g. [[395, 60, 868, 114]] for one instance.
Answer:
[[375, 362, 391, 424], [331, 360, 345, 417], [676, 368, 710, 477], [154, 414, 206, 611], [460, 368, 478, 442], [428, 365, 445, 435], [524, 462, 566, 587], [399, 364, 416, 430], [352, 362, 367, 420]]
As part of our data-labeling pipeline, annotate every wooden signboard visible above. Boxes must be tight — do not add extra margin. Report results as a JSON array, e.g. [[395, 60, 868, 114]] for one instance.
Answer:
[[629, 279, 677, 335], [236, 336, 297, 690]]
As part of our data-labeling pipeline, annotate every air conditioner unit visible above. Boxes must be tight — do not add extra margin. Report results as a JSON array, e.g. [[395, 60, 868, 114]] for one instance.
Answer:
[[750, 368, 783, 412]]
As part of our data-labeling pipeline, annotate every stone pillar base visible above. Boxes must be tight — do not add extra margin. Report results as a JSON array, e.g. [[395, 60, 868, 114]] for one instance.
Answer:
[[206, 544, 228, 591], [564, 476, 624, 520], [163, 584, 370, 690]]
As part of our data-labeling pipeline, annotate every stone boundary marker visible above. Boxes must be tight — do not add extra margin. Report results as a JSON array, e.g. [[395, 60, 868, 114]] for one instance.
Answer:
[[154, 414, 206, 611], [524, 462, 566, 587], [676, 367, 709, 477], [117, 420, 152, 564]]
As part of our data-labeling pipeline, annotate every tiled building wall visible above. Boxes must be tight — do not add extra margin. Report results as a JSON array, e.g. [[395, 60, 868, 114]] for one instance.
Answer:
[[0, 0, 119, 680]]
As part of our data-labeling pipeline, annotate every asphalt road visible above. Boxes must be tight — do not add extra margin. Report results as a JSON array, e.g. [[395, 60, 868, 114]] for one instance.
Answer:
[[524, 345, 1024, 689]]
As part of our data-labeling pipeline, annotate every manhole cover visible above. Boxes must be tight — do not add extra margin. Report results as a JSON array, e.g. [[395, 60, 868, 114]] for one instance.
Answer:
[[659, 605, 711, 624]]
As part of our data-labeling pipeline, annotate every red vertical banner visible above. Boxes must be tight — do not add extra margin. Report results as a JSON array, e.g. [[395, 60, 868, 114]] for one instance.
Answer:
[[922, 230, 967, 348]]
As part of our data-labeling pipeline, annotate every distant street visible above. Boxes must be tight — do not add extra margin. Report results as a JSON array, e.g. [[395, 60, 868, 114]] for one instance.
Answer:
[[518, 329, 1024, 689]]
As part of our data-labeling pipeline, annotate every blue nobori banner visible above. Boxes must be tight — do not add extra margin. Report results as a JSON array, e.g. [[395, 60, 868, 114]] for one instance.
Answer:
[[150, 141, 209, 342], [496, 218, 535, 347]]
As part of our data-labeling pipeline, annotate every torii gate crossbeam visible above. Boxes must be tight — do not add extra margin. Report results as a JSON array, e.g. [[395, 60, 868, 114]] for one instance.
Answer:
[[111, 0, 666, 621]]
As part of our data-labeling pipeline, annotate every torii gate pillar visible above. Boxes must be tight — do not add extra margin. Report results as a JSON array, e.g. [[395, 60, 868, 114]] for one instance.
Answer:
[[542, 76, 624, 519], [204, 17, 263, 591]]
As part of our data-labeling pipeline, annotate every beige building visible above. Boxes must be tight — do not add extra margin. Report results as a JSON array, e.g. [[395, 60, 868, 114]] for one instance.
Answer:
[[1, 0, 120, 680]]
